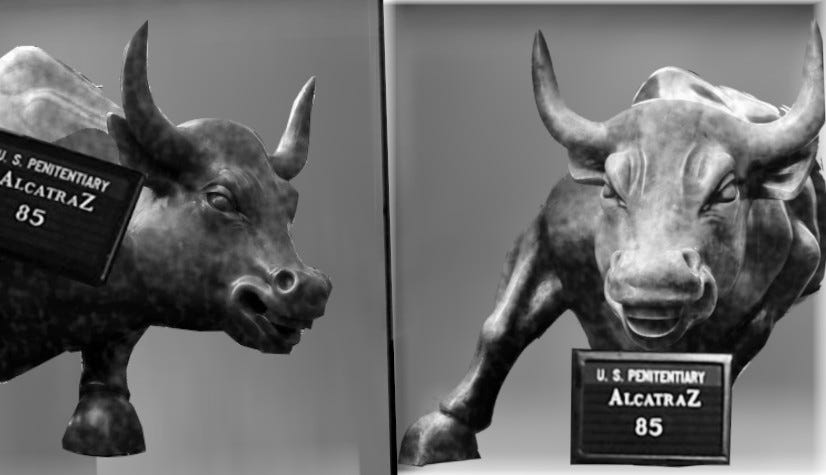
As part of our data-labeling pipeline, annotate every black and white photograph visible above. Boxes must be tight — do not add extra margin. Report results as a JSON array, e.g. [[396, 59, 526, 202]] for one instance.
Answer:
[[0, 0, 824, 474], [385, 1, 825, 473], [0, 1, 390, 474]]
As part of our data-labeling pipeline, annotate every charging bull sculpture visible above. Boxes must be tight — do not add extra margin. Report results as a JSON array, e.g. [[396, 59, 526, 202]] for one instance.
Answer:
[[0, 22, 331, 456], [400, 23, 826, 465]]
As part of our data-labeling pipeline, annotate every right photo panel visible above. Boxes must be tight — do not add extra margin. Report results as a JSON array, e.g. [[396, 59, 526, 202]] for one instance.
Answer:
[[385, 2, 820, 473]]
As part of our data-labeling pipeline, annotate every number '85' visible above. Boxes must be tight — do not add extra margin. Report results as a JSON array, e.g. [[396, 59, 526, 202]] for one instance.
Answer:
[[635, 417, 663, 437], [15, 204, 45, 227]]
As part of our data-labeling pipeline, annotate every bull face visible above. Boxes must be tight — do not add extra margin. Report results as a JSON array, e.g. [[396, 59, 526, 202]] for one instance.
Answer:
[[108, 23, 331, 353], [532, 24, 824, 349]]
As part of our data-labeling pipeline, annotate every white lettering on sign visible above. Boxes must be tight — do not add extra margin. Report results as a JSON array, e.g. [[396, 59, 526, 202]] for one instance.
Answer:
[[626, 368, 706, 385], [607, 387, 702, 408], [0, 170, 97, 213], [634, 417, 663, 437], [15, 203, 45, 227], [25, 157, 111, 193]]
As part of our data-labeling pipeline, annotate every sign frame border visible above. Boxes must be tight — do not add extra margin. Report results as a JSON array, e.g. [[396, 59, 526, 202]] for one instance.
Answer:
[[570, 349, 732, 466]]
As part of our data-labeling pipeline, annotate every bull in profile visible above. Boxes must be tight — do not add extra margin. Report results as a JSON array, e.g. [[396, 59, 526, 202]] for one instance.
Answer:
[[400, 23, 825, 465], [0, 23, 331, 456]]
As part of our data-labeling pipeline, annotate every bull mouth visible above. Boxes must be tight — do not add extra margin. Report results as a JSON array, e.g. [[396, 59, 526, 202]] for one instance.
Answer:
[[604, 267, 718, 350], [250, 311, 311, 347], [623, 306, 683, 338], [231, 307, 317, 354], [224, 277, 321, 354], [240, 289, 315, 349]]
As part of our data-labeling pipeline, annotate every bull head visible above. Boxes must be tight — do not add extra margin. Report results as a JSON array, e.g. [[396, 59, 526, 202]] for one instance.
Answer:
[[533, 23, 824, 349], [107, 22, 331, 353]]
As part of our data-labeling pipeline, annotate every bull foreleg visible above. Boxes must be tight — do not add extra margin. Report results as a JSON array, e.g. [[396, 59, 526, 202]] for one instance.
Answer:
[[730, 218, 820, 379], [398, 216, 568, 465], [62, 328, 147, 456]]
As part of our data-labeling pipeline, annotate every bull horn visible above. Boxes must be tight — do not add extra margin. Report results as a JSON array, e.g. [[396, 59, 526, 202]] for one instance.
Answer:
[[532, 30, 612, 156], [122, 21, 198, 172], [270, 77, 315, 180], [744, 21, 824, 164]]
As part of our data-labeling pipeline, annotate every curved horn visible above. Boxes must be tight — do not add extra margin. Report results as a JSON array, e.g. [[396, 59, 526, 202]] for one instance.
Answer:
[[743, 21, 824, 164], [122, 21, 198, 171], [270, 77, 315, 180], [532, 30, 612, 155]]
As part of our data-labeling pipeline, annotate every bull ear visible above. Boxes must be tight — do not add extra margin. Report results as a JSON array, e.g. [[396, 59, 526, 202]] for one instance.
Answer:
[[107, 113, 176, 194], [749, 138, 818, 200], [567, 149, 607, 184]]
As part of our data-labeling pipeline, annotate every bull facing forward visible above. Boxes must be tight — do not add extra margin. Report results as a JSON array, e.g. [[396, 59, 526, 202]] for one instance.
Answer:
[[400, 23, 825, 465], [0, 23, 331, 456]]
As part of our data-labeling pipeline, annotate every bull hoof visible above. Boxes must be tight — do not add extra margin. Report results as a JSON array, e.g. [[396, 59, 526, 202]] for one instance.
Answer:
[[398, 411, 480, 466], [62, 391, 146, 456]]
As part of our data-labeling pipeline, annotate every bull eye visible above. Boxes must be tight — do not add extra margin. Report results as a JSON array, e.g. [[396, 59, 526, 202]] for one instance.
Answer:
[[207, 193, 235, 212], [287, 202, 297, 222], [700, 176, 738, 213], [205, 185, 238, 214], [286, 190, 298, 222]]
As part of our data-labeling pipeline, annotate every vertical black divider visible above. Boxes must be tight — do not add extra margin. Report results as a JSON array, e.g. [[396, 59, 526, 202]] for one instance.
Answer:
[[377, 0, 399, 472]]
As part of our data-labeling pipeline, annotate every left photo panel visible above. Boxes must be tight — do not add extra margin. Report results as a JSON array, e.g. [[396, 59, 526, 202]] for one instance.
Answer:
[[0, 1, 390, 474]]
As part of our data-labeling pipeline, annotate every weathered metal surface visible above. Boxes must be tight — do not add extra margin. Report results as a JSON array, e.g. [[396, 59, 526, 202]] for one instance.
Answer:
[[0, 22, 331, 456], [399, 23, 825, 466]]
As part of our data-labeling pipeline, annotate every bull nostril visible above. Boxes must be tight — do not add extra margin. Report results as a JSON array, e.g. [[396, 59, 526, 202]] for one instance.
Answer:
[[682, 249, 702, 273], [272, 269, 298, 294]]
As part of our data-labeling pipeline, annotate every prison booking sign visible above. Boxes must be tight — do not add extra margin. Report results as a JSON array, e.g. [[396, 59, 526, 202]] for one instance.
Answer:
[[570, 350, 732, 466], [0, 128, 143, 285]]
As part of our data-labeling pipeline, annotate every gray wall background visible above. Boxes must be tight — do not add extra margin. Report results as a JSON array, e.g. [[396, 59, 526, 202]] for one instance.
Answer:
[[0, 1, 390, 474], [389, 4, 818, 473]]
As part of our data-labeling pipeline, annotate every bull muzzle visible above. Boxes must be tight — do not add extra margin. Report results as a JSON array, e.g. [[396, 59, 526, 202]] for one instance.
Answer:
[[228, 266, 332, 351], [604, 249, 717, 349]]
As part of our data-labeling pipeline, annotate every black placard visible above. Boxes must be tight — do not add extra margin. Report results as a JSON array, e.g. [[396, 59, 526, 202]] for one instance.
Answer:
[[571, 350, 731, 466], [0, 128, 143, 285]]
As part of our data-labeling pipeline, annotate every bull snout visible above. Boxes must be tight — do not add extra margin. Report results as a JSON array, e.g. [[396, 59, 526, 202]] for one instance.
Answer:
[[266, 266, 332, 316], [605, 248, 716, 347], [229, 266, 331, 348], [606, 249, 704, 306], [232, 267, 331, 320]]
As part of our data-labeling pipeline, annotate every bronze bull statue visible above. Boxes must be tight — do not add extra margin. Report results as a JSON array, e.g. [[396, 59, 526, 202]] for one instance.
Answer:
[[400, 23, 826, 465], [0, 23, 331, 456]]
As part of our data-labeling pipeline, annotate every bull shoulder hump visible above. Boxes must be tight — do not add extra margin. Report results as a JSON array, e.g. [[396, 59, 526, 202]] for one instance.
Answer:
[[0, 46, 121, 140]]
